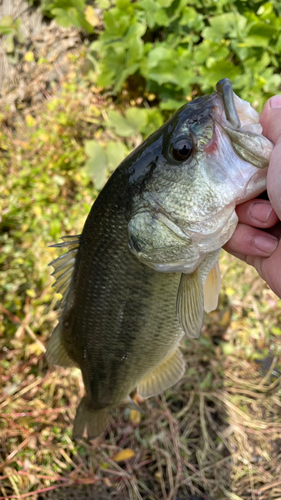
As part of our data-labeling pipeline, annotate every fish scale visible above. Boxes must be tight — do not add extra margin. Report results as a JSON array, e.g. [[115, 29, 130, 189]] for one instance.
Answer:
[[62, 172, 183, 406], [47, 79, 272, 439]]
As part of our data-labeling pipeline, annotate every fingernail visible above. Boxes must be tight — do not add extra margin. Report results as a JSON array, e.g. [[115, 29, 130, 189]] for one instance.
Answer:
[[250, 202, 273, 223], [254, 235, 278, 254], [269, 95, 281, 109]]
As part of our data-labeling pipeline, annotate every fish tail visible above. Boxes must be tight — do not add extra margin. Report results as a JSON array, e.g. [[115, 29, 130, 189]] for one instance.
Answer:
[[73, 396, 109, 440]]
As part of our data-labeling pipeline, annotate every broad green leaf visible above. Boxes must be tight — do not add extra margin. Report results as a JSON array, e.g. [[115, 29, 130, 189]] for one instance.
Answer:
[[144, 108, 164, 137], [158, 0, 173, 7], [107, 110, 137, 137], [105, 141, 128, 171], [84, 140, 108, 190], [96, 0, 110, 7], [0, 16, 15, 35], [180, 7, 202, 28], [160, 99, 186, 110], [272, 326, 281, 336], [243, 35, 270, 47], [263, 74, 281, 93], [3, 34, 15, 54], [0, 16, 14, 27], [199, 61, 240, 90], [125, 108, 148, 132], [154, 9, 170, 27], [113, 64, 140, 93], [257, 2, 273, 18], [138, 0, 160, 28]]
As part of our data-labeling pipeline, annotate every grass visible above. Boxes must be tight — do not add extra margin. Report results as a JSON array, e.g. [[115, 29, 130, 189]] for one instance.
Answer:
[[1, 52, 281, 500]]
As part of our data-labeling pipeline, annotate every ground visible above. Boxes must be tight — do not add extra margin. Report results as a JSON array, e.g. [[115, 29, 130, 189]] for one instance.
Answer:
[[1, 3, 281, 500]]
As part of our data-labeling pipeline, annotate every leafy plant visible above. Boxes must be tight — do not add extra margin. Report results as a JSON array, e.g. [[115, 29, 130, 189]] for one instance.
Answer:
[[84, 106, 164, 188], [87, 0, 281, 109], [41, 0, 95, 32], [0, 16, 24, 63]]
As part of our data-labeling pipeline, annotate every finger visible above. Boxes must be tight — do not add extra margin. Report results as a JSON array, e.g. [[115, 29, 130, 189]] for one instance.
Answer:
[[260, 97, 281, 219], [260, 96, 281, 145], [267, 144, 281, 219], [223, 223, 278, 257], [245, 241, 281, 298], [235, 200, 279, 228], [267, 221, 281, 239]]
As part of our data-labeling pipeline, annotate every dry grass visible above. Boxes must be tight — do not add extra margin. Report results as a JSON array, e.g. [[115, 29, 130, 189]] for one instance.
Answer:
[[1, 11, 281, 498], [1, 254, 281, 500]]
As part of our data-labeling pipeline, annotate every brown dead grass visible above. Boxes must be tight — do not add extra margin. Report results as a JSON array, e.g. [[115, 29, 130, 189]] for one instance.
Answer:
[[1, 8, 281, 498], [1, 254, 281, 500]]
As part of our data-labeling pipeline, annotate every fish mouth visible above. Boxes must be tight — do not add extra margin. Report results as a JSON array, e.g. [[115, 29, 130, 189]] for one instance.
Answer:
[[215, 78, 273, 169]]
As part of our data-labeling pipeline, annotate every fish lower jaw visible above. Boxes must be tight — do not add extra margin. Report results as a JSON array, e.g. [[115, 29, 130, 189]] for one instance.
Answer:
[[150, 260, 201, 274], [240, 123, 263, 134]]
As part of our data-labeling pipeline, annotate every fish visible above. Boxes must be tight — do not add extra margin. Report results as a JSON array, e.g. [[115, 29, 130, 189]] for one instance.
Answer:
[[46, 78, 273, 439]]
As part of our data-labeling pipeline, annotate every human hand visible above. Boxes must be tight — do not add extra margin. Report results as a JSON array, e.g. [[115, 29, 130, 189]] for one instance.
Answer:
[[223, 95, 281, 298]]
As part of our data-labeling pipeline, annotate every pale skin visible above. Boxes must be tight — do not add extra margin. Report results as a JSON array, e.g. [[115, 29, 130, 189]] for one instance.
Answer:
[[224, 95, 281, 299]]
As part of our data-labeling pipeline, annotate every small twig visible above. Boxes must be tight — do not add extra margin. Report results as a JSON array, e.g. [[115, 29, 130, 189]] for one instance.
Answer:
[[0, 305, 45, 353], [0, 435, 35, 472]]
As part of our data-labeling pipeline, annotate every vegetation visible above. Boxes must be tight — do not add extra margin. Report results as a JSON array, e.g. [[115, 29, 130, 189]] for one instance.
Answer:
[[1, 1, 281, 499]]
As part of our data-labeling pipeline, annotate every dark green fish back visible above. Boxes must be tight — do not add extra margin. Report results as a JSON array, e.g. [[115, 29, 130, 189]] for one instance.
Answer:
[[55, 168, 183, 409]]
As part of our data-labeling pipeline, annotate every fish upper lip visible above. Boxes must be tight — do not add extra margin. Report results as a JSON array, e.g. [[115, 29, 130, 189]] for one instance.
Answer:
[[215, 78, 260, 130], [215, 78, 273, 169], [216, 78, 241, 128]]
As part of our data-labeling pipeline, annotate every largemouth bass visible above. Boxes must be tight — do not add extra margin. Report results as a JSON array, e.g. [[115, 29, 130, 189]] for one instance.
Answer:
[[47, 79, 273, 439]]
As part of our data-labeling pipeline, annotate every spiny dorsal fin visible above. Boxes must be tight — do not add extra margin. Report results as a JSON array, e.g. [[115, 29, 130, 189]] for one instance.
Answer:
[[176, 269, 204, 339], [49, 235, 80, 304], [203, 261, 221, 313]]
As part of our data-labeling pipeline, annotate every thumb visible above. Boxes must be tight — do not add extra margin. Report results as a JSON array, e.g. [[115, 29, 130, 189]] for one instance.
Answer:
[[260, 96, 281, 219], [260, 95, 281, 145]]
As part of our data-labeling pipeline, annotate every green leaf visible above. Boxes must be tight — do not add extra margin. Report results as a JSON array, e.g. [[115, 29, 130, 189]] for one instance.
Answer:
[[107, 110, 136, 137], [125, 108, 148, 132], [154, 9, 170, 27], [0, 16, 14, 35], [263, 74, 281, 93], [199, 61, 240, 90], [272, 326, 281, 336], [257, 2, 273, 18], [105, 141, 128, 171], [160, 99, 186, 110], [84, 141, 108, 190], [143, 108, 164, 137], [243, 35, 270, 48], [158, 0, 173, 7], [203, 13, 247, 42]]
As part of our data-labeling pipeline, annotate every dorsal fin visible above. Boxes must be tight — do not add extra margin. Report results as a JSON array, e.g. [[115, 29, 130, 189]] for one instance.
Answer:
[[49, 235, 80, 305]]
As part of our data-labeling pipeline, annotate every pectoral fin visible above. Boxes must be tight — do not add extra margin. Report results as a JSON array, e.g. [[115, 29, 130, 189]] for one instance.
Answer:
[[46, 322, 77, 368], [176, 269, 204, 339], [203, 261, 221, 313], [137, 348, 185, 398]]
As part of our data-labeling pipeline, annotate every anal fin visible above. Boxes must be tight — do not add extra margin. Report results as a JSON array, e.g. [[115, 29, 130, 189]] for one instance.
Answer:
[[137, 348, 185, 399], [46, 322, 77, 368], [176, 269, 204, 339], [73, 397, 109, 440], [203, 260, 221, 313]]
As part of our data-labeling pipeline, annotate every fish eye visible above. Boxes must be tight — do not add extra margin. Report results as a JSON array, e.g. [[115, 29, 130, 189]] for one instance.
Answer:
[[171, 138, 193, 162]]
